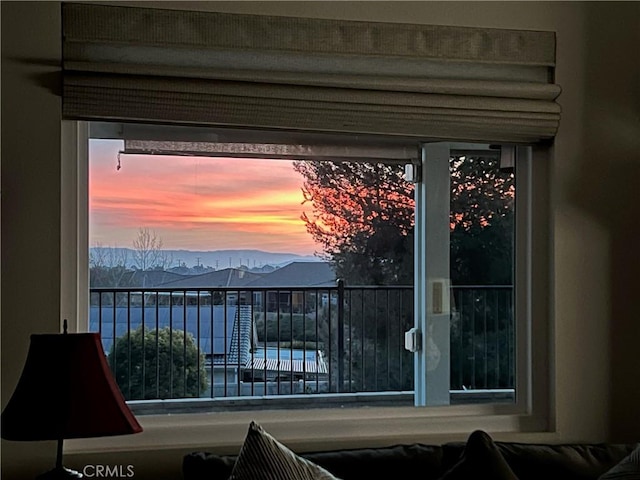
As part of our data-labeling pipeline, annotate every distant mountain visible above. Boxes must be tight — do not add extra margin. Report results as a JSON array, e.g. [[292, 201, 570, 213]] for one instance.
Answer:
[[167, 249, 320, 269], [89, 247, 321, 270]]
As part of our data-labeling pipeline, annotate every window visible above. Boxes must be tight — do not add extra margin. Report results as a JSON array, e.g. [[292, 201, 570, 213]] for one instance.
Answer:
[[61, 3, 555, 452], [79, 122, 530, 414]]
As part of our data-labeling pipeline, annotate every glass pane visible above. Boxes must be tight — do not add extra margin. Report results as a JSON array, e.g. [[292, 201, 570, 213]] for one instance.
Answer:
[[449, 149, 515, 405], [88, 129, 415, 409]]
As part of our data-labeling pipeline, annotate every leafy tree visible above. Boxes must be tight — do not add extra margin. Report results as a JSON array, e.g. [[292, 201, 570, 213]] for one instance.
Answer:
[[449, 156, 514, 285], [293, 161, 414, 285], [294, 155, 514, 286], [109, 326, 208, 400]]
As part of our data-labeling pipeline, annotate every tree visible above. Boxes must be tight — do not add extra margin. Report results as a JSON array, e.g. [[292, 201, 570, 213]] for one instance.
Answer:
[[109, 326, 208, 400], [294, 155, 514, 286], [132, 227, 172, 271], [89, 243, 132, 287], [293, 161, 414, 285], [449, 155, 514, 285]]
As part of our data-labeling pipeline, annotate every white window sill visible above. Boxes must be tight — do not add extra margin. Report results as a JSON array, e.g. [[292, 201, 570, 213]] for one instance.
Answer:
[[64, 403, 549, 455]]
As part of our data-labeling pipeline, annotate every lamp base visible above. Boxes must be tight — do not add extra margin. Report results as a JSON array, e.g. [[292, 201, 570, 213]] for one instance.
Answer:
[[36, 466, 83, 479]]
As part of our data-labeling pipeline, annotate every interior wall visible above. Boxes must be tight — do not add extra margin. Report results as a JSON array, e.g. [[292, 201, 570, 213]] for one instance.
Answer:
[[580, 2, 640, 441], [1, 2, 62, 479], [2, 2, 638, 479]]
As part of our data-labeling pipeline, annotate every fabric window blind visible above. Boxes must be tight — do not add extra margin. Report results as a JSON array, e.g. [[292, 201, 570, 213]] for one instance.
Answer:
[[62, 3, 561, 143]]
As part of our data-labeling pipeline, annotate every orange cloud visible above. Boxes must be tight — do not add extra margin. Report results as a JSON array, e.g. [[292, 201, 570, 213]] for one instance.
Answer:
[[89, 140, 317, 255]]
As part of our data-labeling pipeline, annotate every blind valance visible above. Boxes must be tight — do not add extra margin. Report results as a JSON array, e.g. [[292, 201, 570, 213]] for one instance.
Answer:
[[62, 3, 561, 143]]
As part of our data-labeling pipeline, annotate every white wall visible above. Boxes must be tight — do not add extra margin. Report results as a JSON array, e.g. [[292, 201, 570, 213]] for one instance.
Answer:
[[2, 2, 638, 479]]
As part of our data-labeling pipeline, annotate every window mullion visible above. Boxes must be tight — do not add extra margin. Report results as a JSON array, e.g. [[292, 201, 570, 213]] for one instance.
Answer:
[[415, 143, 452, 406]]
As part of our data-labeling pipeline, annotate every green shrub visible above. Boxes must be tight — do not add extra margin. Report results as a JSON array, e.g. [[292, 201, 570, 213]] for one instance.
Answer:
[[109, 326, 208, 400]]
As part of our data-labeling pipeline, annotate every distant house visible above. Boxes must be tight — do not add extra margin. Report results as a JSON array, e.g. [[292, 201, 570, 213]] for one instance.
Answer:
[[149, 262, 337, 312], [245, 262, 337, 312], [157, 267, 263, 288], [155, 268, 264, 306], [127, 269, 186, 288], [246, 262, 336, 288]]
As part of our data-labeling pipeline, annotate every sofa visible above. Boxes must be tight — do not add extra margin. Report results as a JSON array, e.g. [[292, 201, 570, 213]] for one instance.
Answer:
[[183, 422, 639, 480]]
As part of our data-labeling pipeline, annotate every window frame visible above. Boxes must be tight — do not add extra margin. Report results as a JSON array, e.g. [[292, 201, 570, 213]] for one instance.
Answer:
[[414, 143, 535, 414], [61, 120, 551, 455]]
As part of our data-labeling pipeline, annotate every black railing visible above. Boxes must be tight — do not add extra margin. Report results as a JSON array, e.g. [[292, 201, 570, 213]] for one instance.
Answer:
[[450, 286, 514, 390], [90, 283, 513, 402]]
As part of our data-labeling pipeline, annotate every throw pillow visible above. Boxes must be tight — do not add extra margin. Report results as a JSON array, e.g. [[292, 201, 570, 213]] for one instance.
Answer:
[[598, 445, 640, 480], [228, 421, 341, 480], [437, 430, 519, 480]]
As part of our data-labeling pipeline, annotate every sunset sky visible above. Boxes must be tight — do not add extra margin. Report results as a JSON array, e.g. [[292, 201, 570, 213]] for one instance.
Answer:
[[89, 140, 318, 255]]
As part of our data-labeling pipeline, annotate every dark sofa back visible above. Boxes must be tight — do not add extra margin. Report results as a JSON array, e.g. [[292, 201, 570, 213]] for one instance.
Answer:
[[183, 441, 638, 480], [183, 442, 455, 480], [496, 442, 638, 480]]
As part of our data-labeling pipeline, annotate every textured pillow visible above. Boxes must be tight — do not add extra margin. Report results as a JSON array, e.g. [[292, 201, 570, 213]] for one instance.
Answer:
[[228, 421, 341, 480], [598, 445, 640, 480], [437, 430, 519, 480]]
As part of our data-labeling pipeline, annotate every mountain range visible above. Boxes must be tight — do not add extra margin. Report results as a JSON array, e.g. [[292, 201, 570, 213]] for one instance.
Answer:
[[89, 247, 321, 269]]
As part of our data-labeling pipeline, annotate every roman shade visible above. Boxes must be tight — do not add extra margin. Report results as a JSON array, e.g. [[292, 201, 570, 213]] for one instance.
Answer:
[[62, 3, 561, 144]]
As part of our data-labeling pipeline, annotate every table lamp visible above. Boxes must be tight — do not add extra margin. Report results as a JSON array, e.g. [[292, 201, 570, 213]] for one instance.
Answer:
[[1, 321, 143, 479]]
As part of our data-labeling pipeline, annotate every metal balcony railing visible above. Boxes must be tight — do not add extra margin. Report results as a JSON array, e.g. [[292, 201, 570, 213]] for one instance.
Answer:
[[89, 282, 513, 404]]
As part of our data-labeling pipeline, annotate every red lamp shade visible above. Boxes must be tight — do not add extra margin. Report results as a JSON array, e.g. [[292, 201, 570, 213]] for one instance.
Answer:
[[1, 332, 142, 441]]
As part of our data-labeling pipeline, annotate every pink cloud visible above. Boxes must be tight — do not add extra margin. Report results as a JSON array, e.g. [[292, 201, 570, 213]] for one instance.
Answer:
[[89, 140, 316, 254]]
